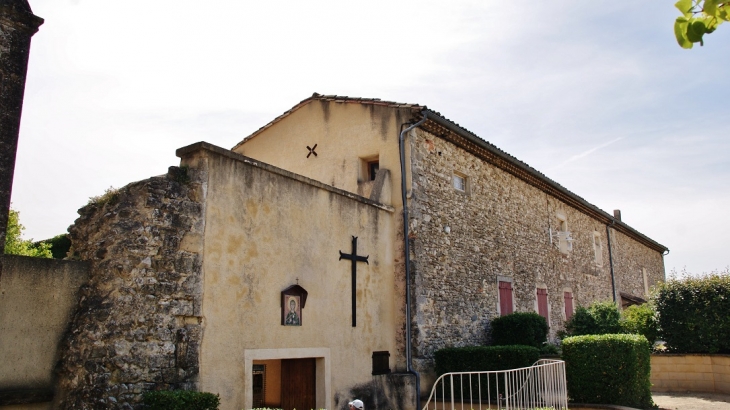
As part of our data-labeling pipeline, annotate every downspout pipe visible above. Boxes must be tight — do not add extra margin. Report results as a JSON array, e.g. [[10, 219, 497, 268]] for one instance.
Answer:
[[606, 220, 617, 303], [399, 112, 428, 410]]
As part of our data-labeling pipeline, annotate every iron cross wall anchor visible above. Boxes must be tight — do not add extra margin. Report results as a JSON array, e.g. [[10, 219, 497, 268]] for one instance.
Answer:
[[306, 144, 318, 158], [339, 236, 369, 327]]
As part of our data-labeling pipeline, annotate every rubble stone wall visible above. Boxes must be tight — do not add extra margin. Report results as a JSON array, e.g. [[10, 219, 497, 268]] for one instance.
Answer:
[[55, 166, 206, 410], [407, 129, 666, 377]]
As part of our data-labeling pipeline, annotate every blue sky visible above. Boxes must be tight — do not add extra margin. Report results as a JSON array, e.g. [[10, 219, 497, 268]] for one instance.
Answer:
[[11, 1, 730, 275]]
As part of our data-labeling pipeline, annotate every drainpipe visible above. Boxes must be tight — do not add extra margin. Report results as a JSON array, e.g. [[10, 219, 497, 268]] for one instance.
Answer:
[[606, 221, 617, 303], [399, 112, 428, 410]]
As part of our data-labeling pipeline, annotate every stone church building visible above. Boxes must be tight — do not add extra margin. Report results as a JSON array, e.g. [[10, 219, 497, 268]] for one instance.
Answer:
[[7, 93, 661, 410]]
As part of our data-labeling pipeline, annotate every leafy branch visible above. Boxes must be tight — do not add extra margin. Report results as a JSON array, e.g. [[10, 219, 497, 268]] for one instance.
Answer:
[[674, 0, 729, 48]]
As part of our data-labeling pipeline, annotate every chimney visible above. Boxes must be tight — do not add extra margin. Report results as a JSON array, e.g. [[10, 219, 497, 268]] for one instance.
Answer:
[[613, 209, 622, 221]]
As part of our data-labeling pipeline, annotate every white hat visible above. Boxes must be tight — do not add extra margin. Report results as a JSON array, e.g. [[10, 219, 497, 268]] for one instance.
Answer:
[[349, 399, 364, 410]]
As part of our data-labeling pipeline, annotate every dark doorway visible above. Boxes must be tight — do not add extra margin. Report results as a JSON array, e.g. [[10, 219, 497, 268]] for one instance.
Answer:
[[281, 358, 316, 410]]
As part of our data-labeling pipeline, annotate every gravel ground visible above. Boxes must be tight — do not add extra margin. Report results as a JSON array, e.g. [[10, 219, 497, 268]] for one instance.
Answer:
[[653, 392, 730, 410]]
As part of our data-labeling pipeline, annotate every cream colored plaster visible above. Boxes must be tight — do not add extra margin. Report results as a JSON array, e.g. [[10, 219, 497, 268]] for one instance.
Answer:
[[0, 256, 89, 390], [186, 148, 397, 410], [234, 100, 416, 371]]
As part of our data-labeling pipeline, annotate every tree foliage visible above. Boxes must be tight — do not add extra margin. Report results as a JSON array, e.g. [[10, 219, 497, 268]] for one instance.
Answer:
[[674, 0, 729, 48], [621, 303, 659, 344], [563, 301, 622, 337], [4, 208, 52, 258], [654, 273, 730, 353]]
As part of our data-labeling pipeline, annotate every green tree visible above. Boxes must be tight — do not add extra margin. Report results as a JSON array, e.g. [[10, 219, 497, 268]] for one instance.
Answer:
[[563, 301, 622, 337], [674, 0, 729, 48], [4, 208, 52, 258], [621, 303, 659, 344]]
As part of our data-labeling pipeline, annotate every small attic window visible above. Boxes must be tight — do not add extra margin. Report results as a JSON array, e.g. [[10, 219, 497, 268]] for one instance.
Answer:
[[360, 155, 379, 182], [368, 160, 379, 181], [452, 172, 468, 193]]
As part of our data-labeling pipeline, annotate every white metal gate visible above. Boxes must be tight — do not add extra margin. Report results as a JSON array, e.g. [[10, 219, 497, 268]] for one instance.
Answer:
[[422, 359, 568, 410]]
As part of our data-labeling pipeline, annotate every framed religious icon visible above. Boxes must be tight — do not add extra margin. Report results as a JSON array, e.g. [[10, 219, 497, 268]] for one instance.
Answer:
[[283, 295, 301, 326], [281, 284, 307, 326]]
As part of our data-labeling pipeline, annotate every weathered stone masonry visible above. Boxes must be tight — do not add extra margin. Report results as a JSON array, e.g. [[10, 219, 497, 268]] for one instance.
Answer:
[[56, 166, 206, 410], [406, 125, 666, 375]]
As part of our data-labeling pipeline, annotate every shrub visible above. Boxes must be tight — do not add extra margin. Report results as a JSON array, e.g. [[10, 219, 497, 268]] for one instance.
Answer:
[[434, 345, 540, 399], [563, 301, 622, 337], [143, 390, 220, 410], [87, 186, 120, 207], [621, 303, 658, 344], [562, 334, 653, 409], [654, 273, 730, 353], [490, 312, 548, 348]]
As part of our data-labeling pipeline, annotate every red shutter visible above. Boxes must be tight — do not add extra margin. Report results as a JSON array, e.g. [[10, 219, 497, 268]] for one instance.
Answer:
[[537, 288, 549, 321], [499, 281, 513, 316], [564, 292, 574, 321]]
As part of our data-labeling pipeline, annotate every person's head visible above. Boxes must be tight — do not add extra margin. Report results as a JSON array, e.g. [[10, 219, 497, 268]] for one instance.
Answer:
[[348, 399, 364, 410], [289, 299, 296, 312]]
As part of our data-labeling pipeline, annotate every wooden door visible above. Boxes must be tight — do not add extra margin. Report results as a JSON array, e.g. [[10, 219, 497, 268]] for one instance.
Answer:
[[281, 358, 316, 410]]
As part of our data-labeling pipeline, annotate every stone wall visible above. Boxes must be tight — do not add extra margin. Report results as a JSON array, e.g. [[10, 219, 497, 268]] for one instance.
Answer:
[[55, 166, 206, 410], [407, 128, 666, 377], [0, 255, 89, 407]]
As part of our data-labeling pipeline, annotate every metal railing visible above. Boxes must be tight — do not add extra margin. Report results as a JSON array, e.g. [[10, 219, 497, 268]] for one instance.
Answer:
[[422, 359, 568, 410]]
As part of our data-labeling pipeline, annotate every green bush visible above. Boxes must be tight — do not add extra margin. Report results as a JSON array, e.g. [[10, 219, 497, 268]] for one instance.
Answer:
[[490, 312, 548, 348], [654, 273, 730, 353], [562, 334, 653, 409], [621, 303, 659, 344], [143, 390, 220, 410], [434, 345, 540, 399], [564, 301, 622, 337]]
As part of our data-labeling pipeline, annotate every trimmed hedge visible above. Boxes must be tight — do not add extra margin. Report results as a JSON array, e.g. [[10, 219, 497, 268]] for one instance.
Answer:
[[434, 345, 540, 400], [490, 312, 548, 348], [143, 390, 220, 410], [654, 274, 730, 353], [435, 345, 540, 374], [562, 334, 653, 409]]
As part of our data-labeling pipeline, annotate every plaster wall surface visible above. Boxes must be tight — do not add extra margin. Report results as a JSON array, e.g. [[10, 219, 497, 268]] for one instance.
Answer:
[[235, 100, 418, 371], [0, 255, 89, 392], [179, 145, 399, 410], [234, 99, 414, 205]]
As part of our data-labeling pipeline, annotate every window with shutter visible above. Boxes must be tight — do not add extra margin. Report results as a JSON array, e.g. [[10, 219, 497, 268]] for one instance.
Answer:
[[499, 281, 513, 316], [564, 292, 574, 321], [537, 288, 549, 321]]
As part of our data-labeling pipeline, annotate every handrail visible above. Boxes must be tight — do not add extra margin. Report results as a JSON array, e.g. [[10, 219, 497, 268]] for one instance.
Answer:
[[422, 359, 568, 410]]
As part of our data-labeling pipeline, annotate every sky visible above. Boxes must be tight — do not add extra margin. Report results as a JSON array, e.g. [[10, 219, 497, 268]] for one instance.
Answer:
[[10, 1, 730, 275]]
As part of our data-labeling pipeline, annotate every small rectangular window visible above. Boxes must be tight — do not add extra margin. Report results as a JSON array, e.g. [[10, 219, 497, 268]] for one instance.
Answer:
[[451, 173, 469, 192], [593, 232, 603, 266], [372, 351, 390, 375], [498, 281, 514, 316], [367, 160, 379, 181]]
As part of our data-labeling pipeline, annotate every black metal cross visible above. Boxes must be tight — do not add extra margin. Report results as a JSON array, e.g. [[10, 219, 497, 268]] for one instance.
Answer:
[[339, 236, 369, 327], [306, 144, 318, 158]]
